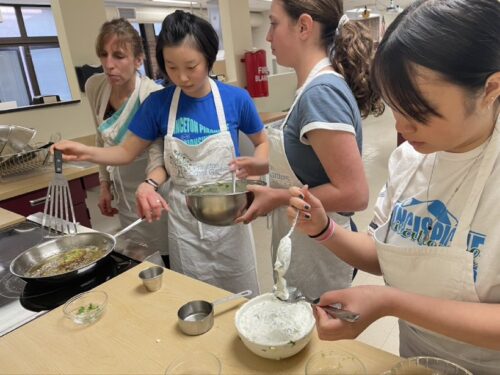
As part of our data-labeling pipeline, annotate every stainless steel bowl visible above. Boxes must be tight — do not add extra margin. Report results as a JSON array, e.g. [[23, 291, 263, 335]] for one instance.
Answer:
[[0, 125, 36, 155], [183, 179, 265, 226]]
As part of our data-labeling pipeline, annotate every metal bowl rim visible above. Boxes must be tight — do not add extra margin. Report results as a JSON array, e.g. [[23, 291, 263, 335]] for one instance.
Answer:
[[183, 179, 265, 197]]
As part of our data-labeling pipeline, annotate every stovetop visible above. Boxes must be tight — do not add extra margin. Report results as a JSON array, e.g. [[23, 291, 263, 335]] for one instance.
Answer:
[[0, 220, 139, 336]]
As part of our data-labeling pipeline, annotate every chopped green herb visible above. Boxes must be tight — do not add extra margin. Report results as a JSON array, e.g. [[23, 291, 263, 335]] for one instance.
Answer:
[[76, 303, 100, 315]]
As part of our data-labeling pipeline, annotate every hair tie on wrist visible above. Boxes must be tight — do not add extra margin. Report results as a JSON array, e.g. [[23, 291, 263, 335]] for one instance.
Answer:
[[309, 217, 331, 239], [317, 219, 336, 243], [144, 178, 159, 191]]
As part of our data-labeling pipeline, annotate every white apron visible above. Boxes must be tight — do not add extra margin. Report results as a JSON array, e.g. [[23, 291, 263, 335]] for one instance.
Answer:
[[97, 78, 169, 255], [374, 126, 500, 374], [162, 79, 259, 295], [268, 58, 353, 299]]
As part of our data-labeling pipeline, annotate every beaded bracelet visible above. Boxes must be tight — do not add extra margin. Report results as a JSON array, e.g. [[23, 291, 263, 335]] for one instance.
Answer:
[[308, 217, 331, 239], [317, 218, 336, 243]]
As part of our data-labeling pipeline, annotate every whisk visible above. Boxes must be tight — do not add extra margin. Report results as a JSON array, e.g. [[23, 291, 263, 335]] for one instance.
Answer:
[[42, 149, 77, 236]]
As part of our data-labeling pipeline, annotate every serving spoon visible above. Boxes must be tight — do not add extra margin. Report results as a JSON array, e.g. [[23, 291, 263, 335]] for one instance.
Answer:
[[279, 287, 360, 323]]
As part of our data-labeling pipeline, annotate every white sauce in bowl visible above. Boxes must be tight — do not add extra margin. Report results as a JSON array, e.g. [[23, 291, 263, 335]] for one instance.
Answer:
[[237, 295, 313, 346]]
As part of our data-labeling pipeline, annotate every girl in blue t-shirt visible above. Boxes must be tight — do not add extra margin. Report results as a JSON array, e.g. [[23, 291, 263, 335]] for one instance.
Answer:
[[55, 10, 269, 296]]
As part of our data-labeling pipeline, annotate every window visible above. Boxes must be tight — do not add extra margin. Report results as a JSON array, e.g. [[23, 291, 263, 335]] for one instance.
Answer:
[[0, 4, 71, 108]]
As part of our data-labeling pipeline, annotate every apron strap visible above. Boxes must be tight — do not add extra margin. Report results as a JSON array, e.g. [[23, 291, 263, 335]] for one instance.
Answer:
[[167, 79, 228, 136], [167, 87, 181, 137], [209, 79, 228, 132], [281, 57, 332, 129], [452, 127, 500, 248]]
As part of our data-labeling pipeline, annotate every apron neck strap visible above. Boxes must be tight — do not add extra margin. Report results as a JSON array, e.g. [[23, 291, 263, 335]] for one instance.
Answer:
[[281, 57, 332, 129], [452, 126, 500, 248], [167, 78, 227, 137]]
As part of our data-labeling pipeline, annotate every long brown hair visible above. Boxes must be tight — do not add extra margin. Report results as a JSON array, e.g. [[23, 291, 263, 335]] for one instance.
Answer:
[[280, 0, 384, 118], [95, 18, 144, 59]]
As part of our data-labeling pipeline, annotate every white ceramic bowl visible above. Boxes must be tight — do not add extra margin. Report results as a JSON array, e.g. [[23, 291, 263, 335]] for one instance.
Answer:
[[235, 293, 316, 360]]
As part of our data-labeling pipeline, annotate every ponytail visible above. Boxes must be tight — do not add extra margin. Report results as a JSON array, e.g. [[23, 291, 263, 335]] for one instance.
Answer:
[[329, 20, 384, 118]]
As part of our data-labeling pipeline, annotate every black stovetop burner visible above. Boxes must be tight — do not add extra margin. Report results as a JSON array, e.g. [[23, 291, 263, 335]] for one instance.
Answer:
[[0, 220, 139, 336], [0, 253, 136, 312]]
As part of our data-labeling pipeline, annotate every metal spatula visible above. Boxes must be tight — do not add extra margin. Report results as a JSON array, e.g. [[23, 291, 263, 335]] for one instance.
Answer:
[[42, 149, 77, 236]]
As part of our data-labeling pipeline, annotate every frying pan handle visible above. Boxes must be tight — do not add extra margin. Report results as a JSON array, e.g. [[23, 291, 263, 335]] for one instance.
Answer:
[[113, 217, 145, 238], [212, 289, 252, 306]]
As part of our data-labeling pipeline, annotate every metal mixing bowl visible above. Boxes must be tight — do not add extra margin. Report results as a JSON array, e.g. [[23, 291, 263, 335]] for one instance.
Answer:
[[183, 179, 265, 226]]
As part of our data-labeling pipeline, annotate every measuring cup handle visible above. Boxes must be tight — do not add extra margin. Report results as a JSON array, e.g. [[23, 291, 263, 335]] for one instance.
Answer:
[[212, 289, 252, 306]]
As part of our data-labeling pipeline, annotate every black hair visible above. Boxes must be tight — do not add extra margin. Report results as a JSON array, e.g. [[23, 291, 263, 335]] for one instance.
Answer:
[[156, 10, 219, 77], [372, 0, 500, 123]]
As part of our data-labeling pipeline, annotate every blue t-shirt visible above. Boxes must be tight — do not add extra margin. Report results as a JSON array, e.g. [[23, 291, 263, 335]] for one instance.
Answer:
[[128, 80, 264, 156], [284, 73, 363, 187]]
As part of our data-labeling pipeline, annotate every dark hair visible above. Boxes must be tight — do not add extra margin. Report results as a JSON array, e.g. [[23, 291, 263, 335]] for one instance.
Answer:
[[96, 18, 144, 58], [279, 0, 384, 118], [372, 0, 500, 123], [156, 10, 219, 77]]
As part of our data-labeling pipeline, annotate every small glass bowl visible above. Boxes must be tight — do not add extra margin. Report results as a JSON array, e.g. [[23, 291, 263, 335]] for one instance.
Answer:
[[63, 290, 108, 325], [305, 348, 366, 374], [389, 356, 472, 375], [165, 350, 221, 375]]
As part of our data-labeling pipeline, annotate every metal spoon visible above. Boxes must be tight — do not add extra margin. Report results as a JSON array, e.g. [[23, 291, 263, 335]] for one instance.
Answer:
[[279, 287, 360, 323]]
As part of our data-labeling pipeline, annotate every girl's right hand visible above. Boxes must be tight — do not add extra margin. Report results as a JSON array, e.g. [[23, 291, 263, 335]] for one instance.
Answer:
[[135, 182, 169, 222], [52, 140, 92, 161], [288, 186, 329, 237]]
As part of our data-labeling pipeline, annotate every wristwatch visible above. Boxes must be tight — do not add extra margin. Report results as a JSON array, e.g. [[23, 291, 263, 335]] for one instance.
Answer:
[[144, 178, 159, 191]]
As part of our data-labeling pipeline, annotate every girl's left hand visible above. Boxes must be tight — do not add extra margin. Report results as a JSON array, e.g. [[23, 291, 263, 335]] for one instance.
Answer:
[[235, 184, 280, 224], [314, 286, 388, 341]]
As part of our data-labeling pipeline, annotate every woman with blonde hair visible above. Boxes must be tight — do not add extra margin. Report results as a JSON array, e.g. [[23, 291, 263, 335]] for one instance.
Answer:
[[86, 18, 169, 264]]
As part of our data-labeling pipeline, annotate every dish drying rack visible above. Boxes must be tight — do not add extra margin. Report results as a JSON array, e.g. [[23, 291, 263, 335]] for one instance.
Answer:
[[0, 143, 52, 178]]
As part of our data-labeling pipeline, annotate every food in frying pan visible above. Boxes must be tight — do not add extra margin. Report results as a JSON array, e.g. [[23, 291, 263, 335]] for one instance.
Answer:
[[27, 246, 106, 277]]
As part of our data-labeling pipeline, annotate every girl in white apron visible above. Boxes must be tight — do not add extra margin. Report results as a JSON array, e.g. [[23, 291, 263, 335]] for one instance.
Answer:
[[288, 1, 500, 373], [55, 11, 268, 296], [233, 0, 383, 298], [86, 19, 168, 259]]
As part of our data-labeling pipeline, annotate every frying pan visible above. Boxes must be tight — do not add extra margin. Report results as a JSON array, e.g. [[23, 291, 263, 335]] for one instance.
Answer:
[[10, 218, 144, 283]]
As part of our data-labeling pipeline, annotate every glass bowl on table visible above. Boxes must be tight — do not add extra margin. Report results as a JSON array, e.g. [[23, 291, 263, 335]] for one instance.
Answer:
[[387, 356, 472, 375], [165, 350, 221, 375], [305, 348, 367, 374], [63, 290, 107, 325]]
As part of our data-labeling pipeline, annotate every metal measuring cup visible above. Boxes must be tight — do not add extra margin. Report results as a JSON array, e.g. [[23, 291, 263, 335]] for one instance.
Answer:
[[177, 290, 252, 335], [138, 266, 164, 292]]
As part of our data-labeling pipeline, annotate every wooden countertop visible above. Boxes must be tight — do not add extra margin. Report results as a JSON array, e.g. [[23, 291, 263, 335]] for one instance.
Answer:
[[0, 208, 25, 229], [0, 134, 99, 201], [259, 111, 287, 124], [0, 262, 400, 374], [0, 163, 98, 201]]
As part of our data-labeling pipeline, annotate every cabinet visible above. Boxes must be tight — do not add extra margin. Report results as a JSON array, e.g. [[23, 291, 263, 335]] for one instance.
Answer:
[[0, 177, 93, 228]]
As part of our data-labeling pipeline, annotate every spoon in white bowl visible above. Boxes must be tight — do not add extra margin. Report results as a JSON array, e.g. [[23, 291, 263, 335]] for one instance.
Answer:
[[280, 287, 360, 323]]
